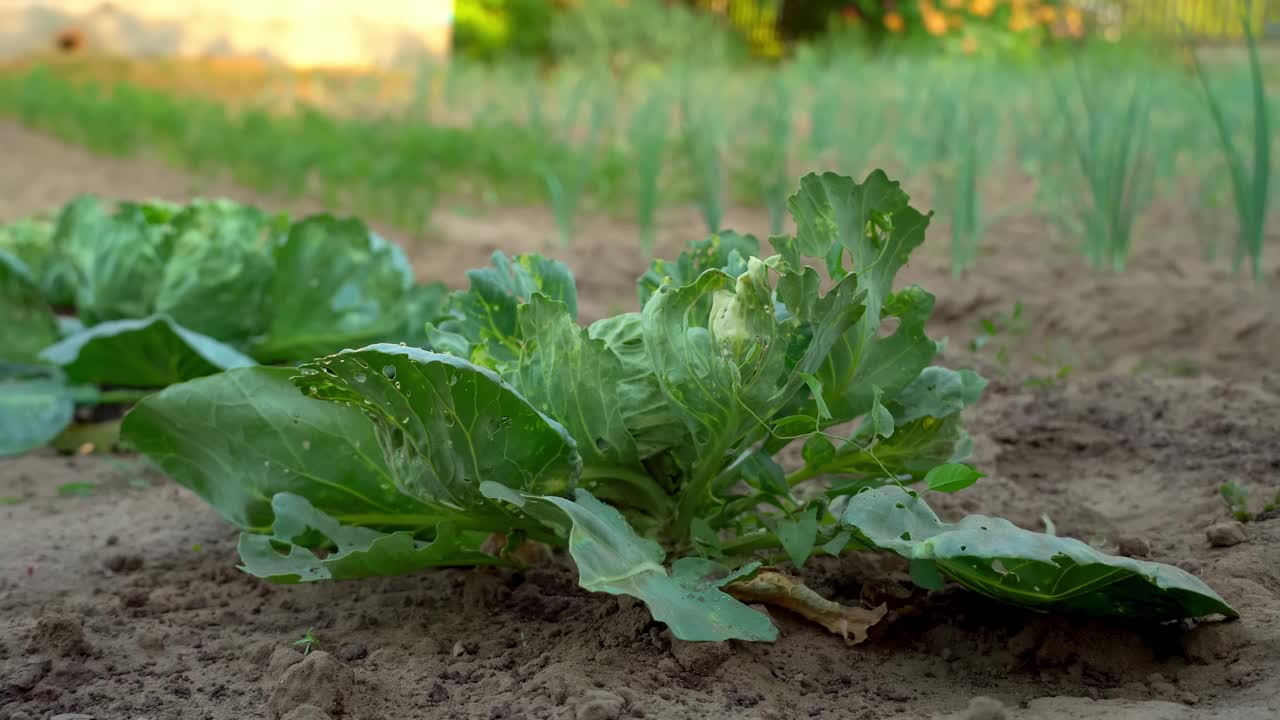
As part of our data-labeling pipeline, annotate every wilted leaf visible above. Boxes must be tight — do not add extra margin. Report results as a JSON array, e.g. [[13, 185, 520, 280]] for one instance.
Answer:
[[726, 570, 887, 644]]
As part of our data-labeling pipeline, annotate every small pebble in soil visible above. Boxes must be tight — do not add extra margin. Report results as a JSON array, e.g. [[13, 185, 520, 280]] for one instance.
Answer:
[[9, 712, 34, 720], [452, 640, 471, 657], [575, 689, 625, 720], [958, 696, 1007, 720], [103, 553, 143, 573], [267, 651, 353, 719], [335, 643, 367, 662], [1115, 535, 1151, 557], [1205, 521, 1248, 548]]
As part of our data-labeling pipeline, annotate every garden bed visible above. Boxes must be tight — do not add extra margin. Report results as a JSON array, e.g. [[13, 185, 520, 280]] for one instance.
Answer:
[[1, 122, 1278, 720]]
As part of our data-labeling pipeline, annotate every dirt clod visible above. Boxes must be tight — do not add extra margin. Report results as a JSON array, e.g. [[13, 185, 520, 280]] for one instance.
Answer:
[[267, 651, 353, 719], [956, 696, 1007, 720], [103, 553, 144, 573], [334, 643, 367, 663], [268, 647, 303, 680], [1115, 535, 1152, 558], [1205, 521, 1248, 548], [574, 689, 625, 720], [280, 705, 333, 720], [25, 614, 89, 657], [462, 571, 509, 610], [668, 638, 732, 675], [426, 682, 449, 703], [3, 656, 50, 693]]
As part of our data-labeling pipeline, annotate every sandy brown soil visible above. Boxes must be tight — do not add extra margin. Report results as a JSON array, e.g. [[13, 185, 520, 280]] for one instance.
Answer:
[[2, 121, 1280, 720]]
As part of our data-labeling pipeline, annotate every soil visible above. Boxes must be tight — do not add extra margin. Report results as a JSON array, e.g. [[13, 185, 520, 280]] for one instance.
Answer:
[[2, 120, 1280, 720]]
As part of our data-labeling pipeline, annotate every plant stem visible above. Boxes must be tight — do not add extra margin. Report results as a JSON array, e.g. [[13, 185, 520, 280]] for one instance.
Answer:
[[94, 388, 155, 405], [673, 436, 735, 544], [719, 529, 782, 556], [580, 464, 671, 514], [335, 513, 564, 546], [785, 465, 822, 488]]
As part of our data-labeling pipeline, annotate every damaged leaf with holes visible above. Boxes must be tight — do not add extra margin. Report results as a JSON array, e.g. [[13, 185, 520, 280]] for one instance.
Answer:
[[121, 170, 1236, 645]]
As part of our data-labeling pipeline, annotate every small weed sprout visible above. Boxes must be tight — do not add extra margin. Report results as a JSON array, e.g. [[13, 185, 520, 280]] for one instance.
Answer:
[[293, 627, 320, 656], [1220, 481, 1280, 522]]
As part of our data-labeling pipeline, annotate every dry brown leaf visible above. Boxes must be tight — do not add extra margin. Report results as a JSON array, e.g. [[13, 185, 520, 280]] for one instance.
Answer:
[[479, 532, 553, 566], [726, 570, 887, 644]]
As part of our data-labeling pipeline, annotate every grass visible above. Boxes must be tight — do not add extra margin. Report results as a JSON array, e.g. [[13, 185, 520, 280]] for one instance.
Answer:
[[1050, 64, 1155, 272], [1188, 15, 1272, 283], [628, 81, 673, 252], [0, 48, 1271, 273]]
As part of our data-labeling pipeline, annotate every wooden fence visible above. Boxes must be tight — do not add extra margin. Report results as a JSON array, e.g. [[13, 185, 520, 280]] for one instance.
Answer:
[[1072, 0, 1280, 39]]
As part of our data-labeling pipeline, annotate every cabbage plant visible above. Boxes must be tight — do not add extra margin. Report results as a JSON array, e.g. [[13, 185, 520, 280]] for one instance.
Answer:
[[0, 197, 445, 455], [119, 171, 1235, 642]]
